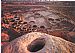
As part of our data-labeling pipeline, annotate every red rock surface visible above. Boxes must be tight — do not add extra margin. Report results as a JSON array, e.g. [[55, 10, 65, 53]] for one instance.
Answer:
[[48, 31, 75, 43], [3, 32, 75, 53]]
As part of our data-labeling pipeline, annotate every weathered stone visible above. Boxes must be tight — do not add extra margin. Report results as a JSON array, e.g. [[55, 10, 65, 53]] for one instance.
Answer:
[[3, 32, 75, 53], [48, 31, 75, 43]]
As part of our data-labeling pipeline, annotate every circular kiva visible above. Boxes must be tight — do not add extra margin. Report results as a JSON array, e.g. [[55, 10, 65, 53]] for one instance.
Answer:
[[3, 32, 75, 53]]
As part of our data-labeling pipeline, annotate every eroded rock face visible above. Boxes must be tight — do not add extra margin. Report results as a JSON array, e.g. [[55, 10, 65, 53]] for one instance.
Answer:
[[3, 32, 75, 53], [48, 31, 75, 43]]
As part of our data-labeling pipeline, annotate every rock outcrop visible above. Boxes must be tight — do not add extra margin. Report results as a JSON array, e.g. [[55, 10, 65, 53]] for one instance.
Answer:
[[3, 32, 75, 53]]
